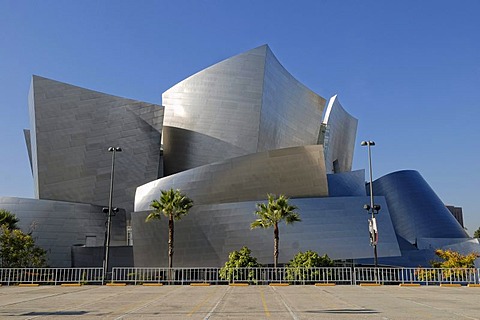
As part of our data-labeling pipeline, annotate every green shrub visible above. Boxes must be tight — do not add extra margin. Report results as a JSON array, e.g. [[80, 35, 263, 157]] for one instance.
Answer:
[[286, 250, 333, 281], [219, 247, 261, 282]]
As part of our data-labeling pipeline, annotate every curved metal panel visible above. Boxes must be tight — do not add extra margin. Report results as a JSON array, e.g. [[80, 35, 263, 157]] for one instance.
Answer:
[[162, 45, 266, 174], [161, 45, 327, 175], [132, 196, 400, 267], [372, 170, 468, 244], [327, 170, 367, 197], [135, 145, 329, 211], [0, 196, 126, 267], [322, 95, 358, 173], [29, 76, 164, 213], [257, 47, 326, 151]]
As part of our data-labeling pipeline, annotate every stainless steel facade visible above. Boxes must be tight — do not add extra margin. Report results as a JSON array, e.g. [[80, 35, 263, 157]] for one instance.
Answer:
[[323, 95, 358, 173], [27, 76, 164, 214], [133, 45, 399, 267], [132, 45, 477, 268], [132, 196, 401, 267], [135, 145, 329, 210], [0, 196, 127, 267], [2, 45, 477, 268], [11, 76, 164, 266], [372, 170, 468, 243], [161, 45, 326, 175]]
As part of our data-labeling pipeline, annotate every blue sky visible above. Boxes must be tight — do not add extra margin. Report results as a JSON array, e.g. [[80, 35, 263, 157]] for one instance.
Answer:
[[1, 1, 479, 234]]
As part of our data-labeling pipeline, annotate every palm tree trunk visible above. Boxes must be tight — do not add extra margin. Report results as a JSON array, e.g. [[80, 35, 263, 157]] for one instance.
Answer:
[[274, 223, 279, 269], [168, 214, 174, 269]]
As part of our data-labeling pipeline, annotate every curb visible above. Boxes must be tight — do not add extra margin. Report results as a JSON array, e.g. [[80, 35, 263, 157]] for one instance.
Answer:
[[18, 284, 39, 287], [440, 283, 462, 287]]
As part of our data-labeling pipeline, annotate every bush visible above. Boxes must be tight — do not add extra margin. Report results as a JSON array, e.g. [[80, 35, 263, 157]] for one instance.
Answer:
[[430, 249, 479, 268], [286, 250, 333, 282], [0, 224, 47, 267], [416, 249, 479, 282], [219, 247, 261, 282]]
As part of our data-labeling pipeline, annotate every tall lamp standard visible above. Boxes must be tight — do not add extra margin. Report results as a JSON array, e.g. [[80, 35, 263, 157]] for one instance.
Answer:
[[361, 140, 380, 268], [102, 147, 122, 284]]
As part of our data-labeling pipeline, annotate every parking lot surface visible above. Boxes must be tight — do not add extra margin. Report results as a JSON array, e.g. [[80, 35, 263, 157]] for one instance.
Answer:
[[0, 285, 478, 319]]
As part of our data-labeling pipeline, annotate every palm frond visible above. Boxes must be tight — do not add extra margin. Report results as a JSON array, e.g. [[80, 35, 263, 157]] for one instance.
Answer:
[[146, 188, 194, 223]]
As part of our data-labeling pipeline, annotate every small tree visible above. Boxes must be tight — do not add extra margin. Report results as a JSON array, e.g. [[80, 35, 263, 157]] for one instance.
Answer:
[[431, 249, 479, 268], [416, 249, 479, 281], [473, 227, 480, 238], [0, 225, 47, 267], [219, 246, 261, 283], [286, 251, 333, 282], [0, 209, 19, 230], [251, 194, 300, 268], [145, 188, 193, 268]]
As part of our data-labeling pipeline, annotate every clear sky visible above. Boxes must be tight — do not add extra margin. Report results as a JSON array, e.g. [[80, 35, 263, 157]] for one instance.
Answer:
[[1, 1, 479, 234]]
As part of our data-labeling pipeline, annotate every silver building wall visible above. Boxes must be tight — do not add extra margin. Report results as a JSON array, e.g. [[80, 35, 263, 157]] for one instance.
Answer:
[[133, 45, 387, 267], [372, 170, 468, 244], [327, 170, 366, 197], [161, 45, 326, 175], [132, 196, 401, 267], [0, 196, 127, 267], [322, 95, 358, 173], [257, 46, 326, 151], [27, 76, 164, 214], [135, 145, 329, 210]]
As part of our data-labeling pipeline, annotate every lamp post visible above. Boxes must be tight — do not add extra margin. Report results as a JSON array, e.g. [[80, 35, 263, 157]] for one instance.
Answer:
[[102, 146, 122, 284], [361, 140, 379, 267]]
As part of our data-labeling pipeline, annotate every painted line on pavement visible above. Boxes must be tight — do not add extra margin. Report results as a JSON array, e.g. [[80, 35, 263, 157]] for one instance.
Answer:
[[259, 287, 271, 317], [187, 287, 220, 317], [204, 286, 231, 320], [270, 286, 299, 320]]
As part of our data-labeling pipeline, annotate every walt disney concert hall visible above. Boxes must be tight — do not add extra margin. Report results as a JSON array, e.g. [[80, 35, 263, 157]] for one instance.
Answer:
[[1, 45, 478, 268]]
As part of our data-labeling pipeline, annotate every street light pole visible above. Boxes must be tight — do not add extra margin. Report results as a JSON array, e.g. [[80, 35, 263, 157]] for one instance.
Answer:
[[361, 140, 378, 268], [102, 146, 122, 284]]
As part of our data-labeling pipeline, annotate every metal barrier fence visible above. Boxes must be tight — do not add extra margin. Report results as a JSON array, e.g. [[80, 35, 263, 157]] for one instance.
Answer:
[[0, 268, 103, 285], [0, 267, 478, 285], [112, 267, 223, 285], [111, 267, 353, 285], [354, 267, 480, 285]]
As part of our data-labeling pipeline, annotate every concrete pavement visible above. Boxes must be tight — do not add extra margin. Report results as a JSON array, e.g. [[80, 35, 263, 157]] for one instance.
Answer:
[[0, 285, 478, 319]]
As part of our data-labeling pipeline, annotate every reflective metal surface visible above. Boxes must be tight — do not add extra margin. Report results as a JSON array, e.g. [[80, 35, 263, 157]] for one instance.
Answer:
[[0, 196, 126, 267], [162, 45, 326, 175], [372, 170, 468, 243], [132, 196, 401, 267], [322, 95, 358, 173], [327, 170, 366, 197], [135, 145, 328, 210], [28, 76, 164, 214], [8, 46, 478, 270]]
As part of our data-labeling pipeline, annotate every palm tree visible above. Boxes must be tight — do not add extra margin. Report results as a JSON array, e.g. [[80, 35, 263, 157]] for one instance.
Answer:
[[251, 194, 301, 268], [0, 209, 19, 230], [145, 189, 193, 268]]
